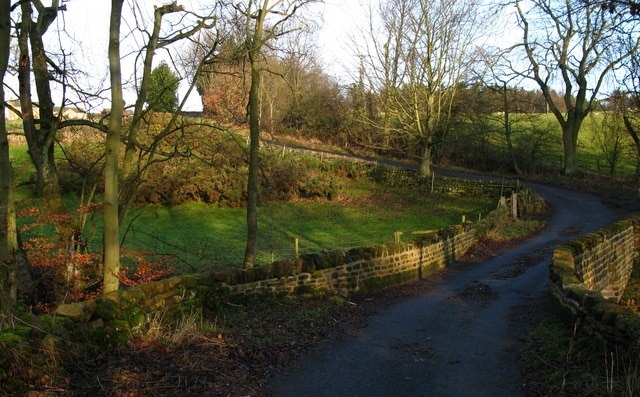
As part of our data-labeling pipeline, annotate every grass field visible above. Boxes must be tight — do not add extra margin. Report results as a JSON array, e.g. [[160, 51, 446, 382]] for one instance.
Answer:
[[518, 112, 637, 177], [9, 144, 495, 271], [117, 178, 494, 270], [10, 109, 632, 272]]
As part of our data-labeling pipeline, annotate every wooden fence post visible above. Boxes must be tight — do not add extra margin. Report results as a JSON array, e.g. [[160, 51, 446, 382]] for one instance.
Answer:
[[394, 231, 403, 243]]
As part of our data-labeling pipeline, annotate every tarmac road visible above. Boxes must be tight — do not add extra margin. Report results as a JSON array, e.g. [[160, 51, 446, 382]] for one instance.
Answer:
[[267, 181, 628, 397]]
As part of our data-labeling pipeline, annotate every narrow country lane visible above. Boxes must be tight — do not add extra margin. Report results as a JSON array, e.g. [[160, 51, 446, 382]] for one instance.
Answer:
[[267, 182, 627, 396]]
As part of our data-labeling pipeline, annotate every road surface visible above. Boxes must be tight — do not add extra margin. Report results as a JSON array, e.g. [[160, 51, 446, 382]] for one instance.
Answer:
[[267, 182, 628, 396]]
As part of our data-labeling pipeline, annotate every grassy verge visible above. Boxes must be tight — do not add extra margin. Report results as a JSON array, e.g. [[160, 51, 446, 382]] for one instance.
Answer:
[[10, 143, 495, 271]]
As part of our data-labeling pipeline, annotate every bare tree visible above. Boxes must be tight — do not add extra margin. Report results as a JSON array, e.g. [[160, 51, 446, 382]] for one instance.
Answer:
[[475, 50, 527, 175], [593, 111, 627, 177], [514, 0, 640, 175], [356, 0, 485, 176], [118, 2, 216, 224], [16, 0, 68, 213], [610, 44, 640, 181], [104, 1, 217, 293], [3, 2, 219, 298], [12, 1, 107, 302]]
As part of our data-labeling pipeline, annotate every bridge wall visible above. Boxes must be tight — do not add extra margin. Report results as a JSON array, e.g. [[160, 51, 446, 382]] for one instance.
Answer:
[[56, 223, 478, 341], [549, 215, 640, 345]]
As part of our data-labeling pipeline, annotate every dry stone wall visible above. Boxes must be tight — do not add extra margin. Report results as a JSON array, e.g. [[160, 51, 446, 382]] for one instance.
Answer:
[[223, 226, 475, 297], [56, 225, 477, 335], [549, 216, 640, 345]]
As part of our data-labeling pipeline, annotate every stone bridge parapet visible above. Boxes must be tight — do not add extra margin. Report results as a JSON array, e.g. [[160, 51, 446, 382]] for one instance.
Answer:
[[549, 215, 640, 345]]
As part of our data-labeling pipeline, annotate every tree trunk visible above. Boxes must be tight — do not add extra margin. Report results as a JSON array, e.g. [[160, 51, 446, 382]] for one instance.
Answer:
[[243, 66, 260, 268], [504, 121, 521, 175], [622, 114, 640, 183], [242, 8, 265, 269], [562, 135, 578, 175], [103, 0, 125, 294], [18, 1, 64, 213], [35, 146, 64, 213], [0, 0, 17, 303], [418, 144, 432, 177], [562, 121, 580, 176], [502, 89, 522, 175], [119, 4, 170, 224]]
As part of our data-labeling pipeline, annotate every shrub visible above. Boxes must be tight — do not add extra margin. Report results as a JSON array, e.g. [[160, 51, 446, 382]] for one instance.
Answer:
[[260, 151, 306, 202], [57, 125, 354, 207]]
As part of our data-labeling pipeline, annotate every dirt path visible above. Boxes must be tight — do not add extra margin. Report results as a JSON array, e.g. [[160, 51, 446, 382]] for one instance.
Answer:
[[266, 182, 625, 397]]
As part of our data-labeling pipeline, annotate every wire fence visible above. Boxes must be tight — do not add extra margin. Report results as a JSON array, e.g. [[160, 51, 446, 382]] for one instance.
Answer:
[[124, 226, 413, 272], [122, 210, 487, 273]]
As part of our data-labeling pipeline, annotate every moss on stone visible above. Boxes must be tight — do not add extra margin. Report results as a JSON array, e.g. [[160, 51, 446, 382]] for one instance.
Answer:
[[121, 287, 145, 302], [39, 313, 75, 334], [299, 254, 317, 273], [422, 261, 442, 275], [9, 326, 32, 339], [94, 298, 120, 321], [360, 270, 419, 294], [322, 250, 345, 268], [294, 284, 319, 295], [552, 247, 576, 266], [346, 247, 375, 262], [102, 320, 131, 347], [180, 274, 199, 289], [120, 304, 146, 331], [558, 271, 582, 285]]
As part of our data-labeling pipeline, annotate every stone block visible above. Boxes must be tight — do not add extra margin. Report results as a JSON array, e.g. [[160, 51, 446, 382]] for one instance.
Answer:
[[56, 302, 93, 322], [272, 260, 294, 278]]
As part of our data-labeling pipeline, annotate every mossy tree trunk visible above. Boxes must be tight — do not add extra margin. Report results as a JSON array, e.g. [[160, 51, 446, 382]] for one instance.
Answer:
[[17, 1, 65, 213], [0, 0, 17, 304]]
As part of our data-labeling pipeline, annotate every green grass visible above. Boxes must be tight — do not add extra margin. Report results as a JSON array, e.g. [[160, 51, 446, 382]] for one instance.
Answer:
[[8, 144, 35, 201], [523, 112, 637, 177], [9, 143, 494, 272], [119, 178, 494, 271]]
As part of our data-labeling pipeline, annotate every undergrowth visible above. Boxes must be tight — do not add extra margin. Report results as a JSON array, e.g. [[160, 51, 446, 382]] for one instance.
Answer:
[[521, 309, 640, 396], [0, 292, 362, 395], [521, 260, 640, 397]]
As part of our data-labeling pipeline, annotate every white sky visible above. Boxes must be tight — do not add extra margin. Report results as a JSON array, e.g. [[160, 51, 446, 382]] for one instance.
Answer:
[[20, 0, 371, 112], [12, 0, 527, 112]]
